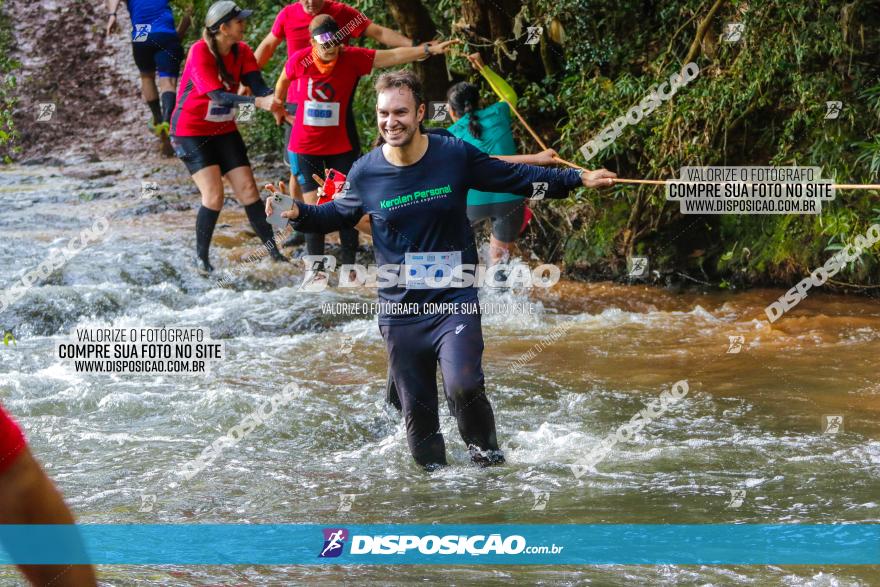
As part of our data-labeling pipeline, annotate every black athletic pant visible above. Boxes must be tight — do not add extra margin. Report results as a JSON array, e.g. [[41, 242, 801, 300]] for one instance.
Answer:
[[380, 312, 498, 468], [296, 150, 360, 266]]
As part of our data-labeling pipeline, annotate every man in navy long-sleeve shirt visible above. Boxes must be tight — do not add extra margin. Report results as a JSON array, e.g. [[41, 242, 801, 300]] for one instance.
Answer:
[[270, 70, 616, 470]]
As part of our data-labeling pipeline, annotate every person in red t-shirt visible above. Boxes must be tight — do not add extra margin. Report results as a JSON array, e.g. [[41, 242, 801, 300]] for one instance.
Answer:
[[0, 405, 98, 586], [169, 1, 287, 275], [272, 14, 457, 290], [253, 0, 414, 248]]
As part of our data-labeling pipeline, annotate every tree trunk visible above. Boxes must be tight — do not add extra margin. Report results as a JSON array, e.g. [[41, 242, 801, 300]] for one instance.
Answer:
[[384, 0, 450, 102], [458, 0, 545, 80]]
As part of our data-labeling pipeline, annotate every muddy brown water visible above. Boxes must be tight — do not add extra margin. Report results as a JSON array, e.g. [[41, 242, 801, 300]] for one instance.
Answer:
[[0, 158, 878, 585]]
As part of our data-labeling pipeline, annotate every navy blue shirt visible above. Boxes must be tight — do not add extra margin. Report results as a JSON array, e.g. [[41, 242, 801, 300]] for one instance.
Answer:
[[292, 133, 583, 324], [125, 0, 176, 37]]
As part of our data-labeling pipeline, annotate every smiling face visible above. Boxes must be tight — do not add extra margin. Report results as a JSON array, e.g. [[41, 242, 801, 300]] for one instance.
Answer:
[[221, 17, 246, 42], [310, 37, 340, 61], [376, 86, 425, 147]]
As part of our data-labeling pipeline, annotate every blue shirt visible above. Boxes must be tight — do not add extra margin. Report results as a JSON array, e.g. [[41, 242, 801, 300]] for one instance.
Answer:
[[448, 101, 521, 206], [125, 0, 176, 37], [291, 134, 583, 324]]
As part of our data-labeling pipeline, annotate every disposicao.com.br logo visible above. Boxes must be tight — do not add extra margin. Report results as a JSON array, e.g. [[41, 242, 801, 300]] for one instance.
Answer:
[[319, 528, 563, 558]]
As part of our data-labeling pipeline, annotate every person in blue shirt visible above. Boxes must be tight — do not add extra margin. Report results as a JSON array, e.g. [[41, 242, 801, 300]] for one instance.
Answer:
[[267, 70, 616, 470], [106, 0, 192, 155]]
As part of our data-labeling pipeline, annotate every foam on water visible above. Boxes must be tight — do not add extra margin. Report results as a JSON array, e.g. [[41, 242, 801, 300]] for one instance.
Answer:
[[2, 164, 880, 583]]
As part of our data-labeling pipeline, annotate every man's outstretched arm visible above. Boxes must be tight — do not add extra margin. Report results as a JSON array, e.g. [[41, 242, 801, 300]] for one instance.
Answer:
[[463, 142, 616, 198], [0, 448, 98, 586]]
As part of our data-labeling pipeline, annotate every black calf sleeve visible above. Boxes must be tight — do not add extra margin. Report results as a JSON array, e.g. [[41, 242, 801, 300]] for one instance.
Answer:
[[160, 91, 176, 124], [147, 99, 162, 126], [339, 228, 358, 265], [196, 206, 221, 262], [305, 233, 325, 258], [244, 200, 276, 249]]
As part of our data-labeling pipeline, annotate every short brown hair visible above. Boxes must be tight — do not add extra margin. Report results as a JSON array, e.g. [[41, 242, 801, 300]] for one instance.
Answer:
[[309, 13, 337, 34], [374, 70, 425, 108]]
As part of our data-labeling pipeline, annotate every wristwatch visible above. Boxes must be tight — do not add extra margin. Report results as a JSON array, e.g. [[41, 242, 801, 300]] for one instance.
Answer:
[[423, 43, 431, 57]]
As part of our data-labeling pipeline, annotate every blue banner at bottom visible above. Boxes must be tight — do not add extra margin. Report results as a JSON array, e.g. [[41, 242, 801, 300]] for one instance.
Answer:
[[0, 524, 877, 565]]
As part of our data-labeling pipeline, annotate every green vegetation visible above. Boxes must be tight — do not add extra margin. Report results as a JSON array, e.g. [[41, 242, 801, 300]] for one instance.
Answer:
[[176, 0, 880, 288], [0, 0, 20, 162]]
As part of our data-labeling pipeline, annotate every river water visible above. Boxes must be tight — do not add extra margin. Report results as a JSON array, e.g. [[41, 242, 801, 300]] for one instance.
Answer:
[[0, 158, 878, 585]]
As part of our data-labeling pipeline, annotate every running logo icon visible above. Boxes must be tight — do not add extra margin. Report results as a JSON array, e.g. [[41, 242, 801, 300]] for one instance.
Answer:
[[525, 26, 543, 45], [429, 102, 449, 122], [141, 181, 159, 199], [337, 494, 355, 512], [35, 102, 56, 122], [824, 101, 842, 120], [132, 24, 151, 42], [531, 491, 549, 511], [628, 256, 648, 277], [721, 23, 744, 43], [454, 324, 466, 335], [319, 528, 348, 558], [726, 335, 744, 354], [725, 489, 745, 509], [236, 103, 256, 122], [530, 182, 548, 201], [822, 415, 843, 434], [138, 494, 156, 513], [339, 335, 355, 355]]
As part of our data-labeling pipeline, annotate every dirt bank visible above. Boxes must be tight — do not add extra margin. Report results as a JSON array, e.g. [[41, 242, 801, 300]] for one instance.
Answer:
[[9, 0, 152, 161]]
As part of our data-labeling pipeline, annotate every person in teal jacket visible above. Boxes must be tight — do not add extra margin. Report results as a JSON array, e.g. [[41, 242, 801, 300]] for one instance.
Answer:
[[446, 53, 559, 271]]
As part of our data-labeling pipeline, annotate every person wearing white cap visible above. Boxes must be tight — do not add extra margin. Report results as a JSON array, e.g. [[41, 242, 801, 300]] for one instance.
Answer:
[[169, 1, 287, 274]]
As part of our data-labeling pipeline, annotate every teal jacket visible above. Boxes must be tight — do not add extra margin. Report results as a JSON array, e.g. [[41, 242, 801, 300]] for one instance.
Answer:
[[448, 101, 523, 206]]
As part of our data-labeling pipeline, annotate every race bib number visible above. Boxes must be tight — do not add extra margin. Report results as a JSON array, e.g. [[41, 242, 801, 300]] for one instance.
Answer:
[[303, 100, 340, 127], [404, 251, 462, 290], [205, 101, 236, 123]]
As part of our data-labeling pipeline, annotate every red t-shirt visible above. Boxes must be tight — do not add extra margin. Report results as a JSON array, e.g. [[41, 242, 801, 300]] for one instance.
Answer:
[[271, 1, 371, 103], [271, 1, 371, 57], [0, 404, 26, 474], [171, 40, 260, 137], [286, 46, 375, 155]]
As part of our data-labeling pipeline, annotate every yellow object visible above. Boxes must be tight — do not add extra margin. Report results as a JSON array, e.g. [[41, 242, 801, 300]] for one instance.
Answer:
[[479, 65, 518, 108]]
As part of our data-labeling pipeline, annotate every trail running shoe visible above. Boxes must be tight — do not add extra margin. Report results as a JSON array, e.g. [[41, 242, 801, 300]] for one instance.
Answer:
[[150, 121, 174, 157], [193, 255, 214, 276], [269, 246, 289, 263], [468, 444, 506, 467]]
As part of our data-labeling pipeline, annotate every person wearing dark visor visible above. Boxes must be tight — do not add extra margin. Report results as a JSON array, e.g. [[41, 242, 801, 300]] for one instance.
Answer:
[[253, 0, 415, 249], [169, 1, 288, 274], [272, 14, 458, 291]]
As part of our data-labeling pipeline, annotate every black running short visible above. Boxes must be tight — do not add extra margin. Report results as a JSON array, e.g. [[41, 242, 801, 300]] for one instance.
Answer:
[[295, 150, 360, 192], [467, 199, 525, 242], [171, 132, 250, 175], [131, 33, 184, 78]]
